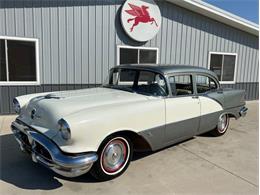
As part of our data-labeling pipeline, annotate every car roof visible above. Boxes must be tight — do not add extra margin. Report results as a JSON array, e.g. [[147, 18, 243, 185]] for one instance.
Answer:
[[116, 64, 218, 80]]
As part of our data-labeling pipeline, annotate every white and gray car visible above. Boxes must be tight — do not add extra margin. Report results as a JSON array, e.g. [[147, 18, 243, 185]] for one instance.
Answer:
[[11, 65, 248, 181]]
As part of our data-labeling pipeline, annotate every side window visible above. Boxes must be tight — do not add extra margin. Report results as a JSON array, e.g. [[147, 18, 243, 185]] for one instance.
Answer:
[[136, 71, 168, 96], [196, 75, 217, 94], [169, 75, 193, 96]]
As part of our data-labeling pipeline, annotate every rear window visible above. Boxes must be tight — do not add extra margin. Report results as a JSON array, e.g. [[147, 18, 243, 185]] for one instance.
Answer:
[[196, 75, 218, 94]]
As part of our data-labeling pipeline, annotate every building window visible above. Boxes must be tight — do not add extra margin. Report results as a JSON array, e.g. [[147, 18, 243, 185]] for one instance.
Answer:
[[208, 52, 237, 83], [0, 36, 39, 85], [117, 46, 158, 65]]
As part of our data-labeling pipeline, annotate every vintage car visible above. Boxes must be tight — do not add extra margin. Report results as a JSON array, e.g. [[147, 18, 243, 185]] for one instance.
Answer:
[[11, 64, 248, 181]]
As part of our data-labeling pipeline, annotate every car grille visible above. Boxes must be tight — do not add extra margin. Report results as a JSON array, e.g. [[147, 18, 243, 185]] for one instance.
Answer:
[[34, 141, 52, 160], [20, 131, 31, 146], [12, 121, 52, 162]]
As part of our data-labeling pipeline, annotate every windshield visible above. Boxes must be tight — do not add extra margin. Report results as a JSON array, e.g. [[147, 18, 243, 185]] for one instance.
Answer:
[[103, 68, 168, 97]]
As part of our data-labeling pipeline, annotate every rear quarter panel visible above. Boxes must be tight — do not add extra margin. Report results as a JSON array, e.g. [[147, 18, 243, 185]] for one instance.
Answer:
[[222, 89, 246, 109]]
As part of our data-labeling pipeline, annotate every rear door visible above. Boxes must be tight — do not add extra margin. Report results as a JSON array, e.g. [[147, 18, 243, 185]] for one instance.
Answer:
[[165, 74, 200, 144], [195, 74, 224, 134]]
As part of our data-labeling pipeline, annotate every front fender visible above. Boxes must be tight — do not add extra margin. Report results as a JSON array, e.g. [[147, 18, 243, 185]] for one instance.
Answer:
[[15, 92, 52, 109], [53, 98, 165, 153]]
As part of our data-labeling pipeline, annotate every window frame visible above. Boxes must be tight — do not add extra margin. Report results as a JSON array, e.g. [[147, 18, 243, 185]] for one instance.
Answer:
[[195, 74, 219, 94], [106, 67, 169, 97], [166, 73, 195, 97], [208, 51, 237, 84], [117, 45, 159, 65], [0, 36, 40, 86]]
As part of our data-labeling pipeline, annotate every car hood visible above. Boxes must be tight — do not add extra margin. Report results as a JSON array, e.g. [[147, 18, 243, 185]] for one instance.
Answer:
[[18, 87, 148, 137]]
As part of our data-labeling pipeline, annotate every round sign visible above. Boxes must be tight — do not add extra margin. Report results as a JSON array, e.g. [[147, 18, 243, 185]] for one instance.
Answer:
[[121, 0, 162, 42]]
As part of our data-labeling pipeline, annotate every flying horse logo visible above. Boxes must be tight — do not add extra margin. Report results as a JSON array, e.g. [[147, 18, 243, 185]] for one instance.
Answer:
[[125, 3, 158, 32]]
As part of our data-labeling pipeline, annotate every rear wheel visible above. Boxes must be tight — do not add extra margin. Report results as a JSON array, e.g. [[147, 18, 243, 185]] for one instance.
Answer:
[[211, 114, 230, 136], [90, 136, 133, 181]]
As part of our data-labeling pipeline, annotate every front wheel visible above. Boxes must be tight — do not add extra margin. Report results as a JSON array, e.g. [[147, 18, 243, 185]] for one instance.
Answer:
[[90, 136, 133, 181], [210, 114, 230, 136]]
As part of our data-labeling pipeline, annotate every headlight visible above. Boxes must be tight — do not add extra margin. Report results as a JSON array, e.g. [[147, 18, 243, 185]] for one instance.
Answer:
[[13, 98, 21, 114], [58, 119, 71, 140]]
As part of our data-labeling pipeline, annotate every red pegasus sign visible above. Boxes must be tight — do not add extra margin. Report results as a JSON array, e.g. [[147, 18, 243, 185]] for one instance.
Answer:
[[125, 3, 158, 32]]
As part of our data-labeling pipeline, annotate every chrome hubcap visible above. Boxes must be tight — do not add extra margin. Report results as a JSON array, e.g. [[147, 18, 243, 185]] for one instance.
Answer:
[[101, 139, 128, 174], [218, 114, 228, 133]]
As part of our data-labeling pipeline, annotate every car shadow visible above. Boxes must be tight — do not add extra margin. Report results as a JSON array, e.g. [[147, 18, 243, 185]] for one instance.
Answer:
[[0, 134, 98, 190], [197, 132, 215, 137], [0, 133, 209, 189], [132, 137, 195, 161]]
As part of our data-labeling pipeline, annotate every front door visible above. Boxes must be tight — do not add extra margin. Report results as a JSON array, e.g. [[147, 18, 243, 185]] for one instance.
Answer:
[[165, 74, 200, 144]]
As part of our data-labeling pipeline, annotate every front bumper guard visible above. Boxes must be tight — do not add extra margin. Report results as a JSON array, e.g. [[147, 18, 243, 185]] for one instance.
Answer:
[[11, 121, 98, 178], [239, 107, 248, 117]]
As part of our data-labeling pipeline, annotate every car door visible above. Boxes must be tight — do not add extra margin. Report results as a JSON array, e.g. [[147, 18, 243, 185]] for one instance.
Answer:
[[165, 74, 200, 144], [195, 74, 224, 134]]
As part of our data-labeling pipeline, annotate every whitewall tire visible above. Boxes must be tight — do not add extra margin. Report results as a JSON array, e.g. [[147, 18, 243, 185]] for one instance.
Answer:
[[211, 114, 230, 136], [90, 136, 133, 181]]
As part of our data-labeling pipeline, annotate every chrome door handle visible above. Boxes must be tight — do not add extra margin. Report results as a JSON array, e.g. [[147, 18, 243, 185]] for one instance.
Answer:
[[192, 96, 199, 99]]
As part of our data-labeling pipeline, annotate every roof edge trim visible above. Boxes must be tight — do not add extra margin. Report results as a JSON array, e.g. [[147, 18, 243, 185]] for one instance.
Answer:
[[167, 0, 259, 36]]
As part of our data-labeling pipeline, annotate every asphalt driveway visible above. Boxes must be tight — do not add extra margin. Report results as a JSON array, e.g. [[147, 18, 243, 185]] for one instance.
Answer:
[[0, 101, 258, 195]]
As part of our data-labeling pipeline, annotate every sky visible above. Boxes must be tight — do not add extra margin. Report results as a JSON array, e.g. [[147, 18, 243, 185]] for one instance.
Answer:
[[204, 0, 259, 24]]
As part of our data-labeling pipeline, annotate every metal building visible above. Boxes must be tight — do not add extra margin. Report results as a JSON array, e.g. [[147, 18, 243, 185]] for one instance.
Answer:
[[0, 0, 259, 114]]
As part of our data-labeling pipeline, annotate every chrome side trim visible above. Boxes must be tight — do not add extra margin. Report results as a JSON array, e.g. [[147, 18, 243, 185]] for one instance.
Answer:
[[11, 121, 98, 178]]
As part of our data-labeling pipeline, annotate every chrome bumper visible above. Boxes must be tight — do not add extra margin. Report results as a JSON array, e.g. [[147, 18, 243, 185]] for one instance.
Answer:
[[11, 120, 98, 178], [239, 107, 248, 117]]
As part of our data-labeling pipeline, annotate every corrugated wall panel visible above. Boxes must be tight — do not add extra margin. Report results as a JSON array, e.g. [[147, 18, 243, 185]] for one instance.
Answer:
[[66, 3, 74, 84], [88, 4, 96, 84], [165, 5, 172, 65], [255, 50, 259, 82], [180, 9, 187, 65], [5, 1, 16, 36], [50, 2, 59, 84], [74, 1, 82, 84], [42, 2, 51, 84], [14, 5, 24, 36], [32, 1, 43, 83], [81, 0, 89, 84], [0, 1, 6, 34], [0, 0, 259, 114], [95, 4, 102, 84], [169, 8, 177, 64], [1, 0, 258, 84], [160, 1, 168, 65], [108, 2, 115, 70], [102, 4, 110, 82], [24, 1, 33, 37], [115, 1, 123, 46], [58, 1, 67, 84], [175, 8, 182, 65], [239, 36, 246, 82]]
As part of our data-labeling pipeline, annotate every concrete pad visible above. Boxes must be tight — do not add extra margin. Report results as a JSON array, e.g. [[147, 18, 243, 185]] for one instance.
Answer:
[[180, 102, 258, 186], [0, 101, 258, 194], [0, 115, 17, 135]]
